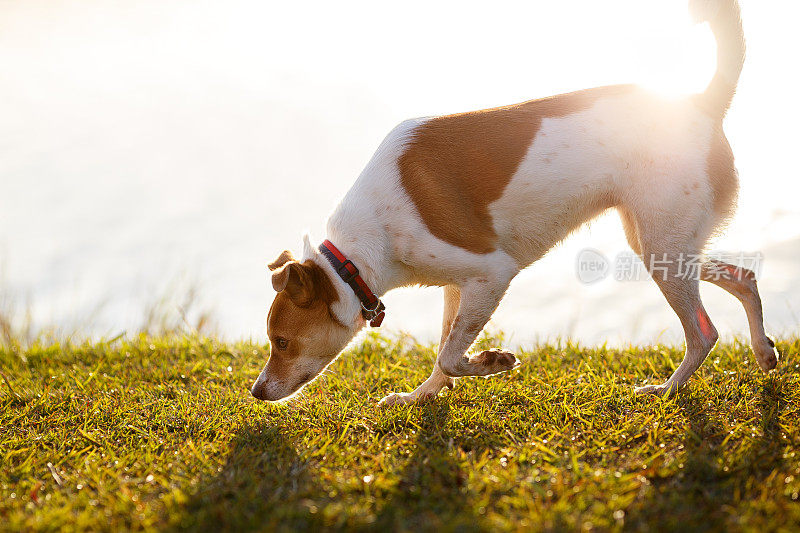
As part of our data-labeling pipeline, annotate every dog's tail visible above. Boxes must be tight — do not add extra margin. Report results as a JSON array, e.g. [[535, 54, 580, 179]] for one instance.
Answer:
[[689, 0, 745, 117]]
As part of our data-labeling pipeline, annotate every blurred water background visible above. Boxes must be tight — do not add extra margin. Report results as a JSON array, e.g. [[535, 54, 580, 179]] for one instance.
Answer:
[[1, 0, 798, 346]]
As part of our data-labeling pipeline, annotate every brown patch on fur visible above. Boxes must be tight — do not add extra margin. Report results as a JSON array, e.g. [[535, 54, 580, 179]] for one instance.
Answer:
[[268, 250, 295, 271], [270, 259, 338, 315], [398, 85, 636, 254], [707, 125, 739, 224], [271, 260, 333, 307], [265, 259, 342, 378]]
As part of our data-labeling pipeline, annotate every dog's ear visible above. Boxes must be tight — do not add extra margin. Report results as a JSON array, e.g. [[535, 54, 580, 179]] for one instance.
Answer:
[[268, 250, 295, 271], [271, 262, 316, 306]]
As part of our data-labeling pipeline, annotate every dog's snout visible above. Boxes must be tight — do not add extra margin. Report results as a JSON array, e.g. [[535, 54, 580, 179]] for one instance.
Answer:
[[250, 384, 268, 401]]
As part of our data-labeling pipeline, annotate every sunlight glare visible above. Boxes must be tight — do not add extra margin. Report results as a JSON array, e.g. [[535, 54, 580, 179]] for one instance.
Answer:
[[632, 5, 718, 96]]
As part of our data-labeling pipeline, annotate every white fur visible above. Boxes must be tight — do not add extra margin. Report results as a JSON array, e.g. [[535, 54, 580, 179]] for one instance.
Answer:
[[492, 92, 716, 264], [323, 118, 520, 324], [324, 91, 717, 305], [314, 85, 774, 405], [255, 0, 776, 404]]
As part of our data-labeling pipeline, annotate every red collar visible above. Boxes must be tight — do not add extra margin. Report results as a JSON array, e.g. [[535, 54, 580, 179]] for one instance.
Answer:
[[319, 240, 386, 327]]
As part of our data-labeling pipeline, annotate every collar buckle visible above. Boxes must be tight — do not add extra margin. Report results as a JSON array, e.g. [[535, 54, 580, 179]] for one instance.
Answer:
[[336, 260, 359, 284], [362, 300, 386, 327]]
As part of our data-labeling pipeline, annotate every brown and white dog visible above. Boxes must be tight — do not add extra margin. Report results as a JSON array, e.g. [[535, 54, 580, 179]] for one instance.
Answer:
[[251, 0, 778, 404]]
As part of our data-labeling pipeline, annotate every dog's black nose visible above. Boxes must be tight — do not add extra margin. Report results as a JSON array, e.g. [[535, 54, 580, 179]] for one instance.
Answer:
[[250, 385, 267, 400]]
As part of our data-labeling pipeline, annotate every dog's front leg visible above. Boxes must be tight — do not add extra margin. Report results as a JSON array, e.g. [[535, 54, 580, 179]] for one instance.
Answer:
[[379, 286, 460, 406], [435, 277, 519, 378], [379, 365, 455, 406], [379, 276, 517, 406]]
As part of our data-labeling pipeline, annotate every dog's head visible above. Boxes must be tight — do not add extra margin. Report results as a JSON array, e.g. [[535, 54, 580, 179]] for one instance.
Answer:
[[250, 244, 362, 401]]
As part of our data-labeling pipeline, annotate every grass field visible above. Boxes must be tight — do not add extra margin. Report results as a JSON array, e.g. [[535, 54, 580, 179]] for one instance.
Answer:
[[1, 332, 799, 532]]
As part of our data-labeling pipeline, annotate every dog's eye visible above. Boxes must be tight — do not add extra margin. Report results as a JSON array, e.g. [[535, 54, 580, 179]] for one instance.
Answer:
[[274, 337, 289, 350]]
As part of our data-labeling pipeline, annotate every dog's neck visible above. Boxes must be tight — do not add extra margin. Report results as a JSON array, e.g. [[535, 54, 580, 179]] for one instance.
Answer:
[[323, 215, 397, 299], [317, 121, 423, 325], [315, 200, 405, 328]]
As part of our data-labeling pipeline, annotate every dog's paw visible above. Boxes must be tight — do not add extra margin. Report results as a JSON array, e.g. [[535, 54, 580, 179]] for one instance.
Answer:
[[379, 391, 434, 407], [753, 336, 779, 373], [634, 383, 678, 398], [471, 349, 520, 375]]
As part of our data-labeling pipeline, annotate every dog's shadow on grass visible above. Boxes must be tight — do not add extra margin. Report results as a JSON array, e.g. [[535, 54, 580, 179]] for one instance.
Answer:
[[624, 377, 791, 530], [171, 423, 327, 531], [173, 402, 494, 531], [369, 402, 492, 532]]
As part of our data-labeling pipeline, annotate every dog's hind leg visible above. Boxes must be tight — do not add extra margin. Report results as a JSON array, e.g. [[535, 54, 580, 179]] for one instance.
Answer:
[[621, 205, 720, 396], [629, 192, 722, 396], [379, 285, 460, 406], [700, 260, 778, 371], [634, 248, 719, 396]]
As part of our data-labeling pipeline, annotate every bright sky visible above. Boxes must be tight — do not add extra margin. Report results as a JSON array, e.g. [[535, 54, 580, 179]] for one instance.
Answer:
[[1, 0, 799, 342]]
